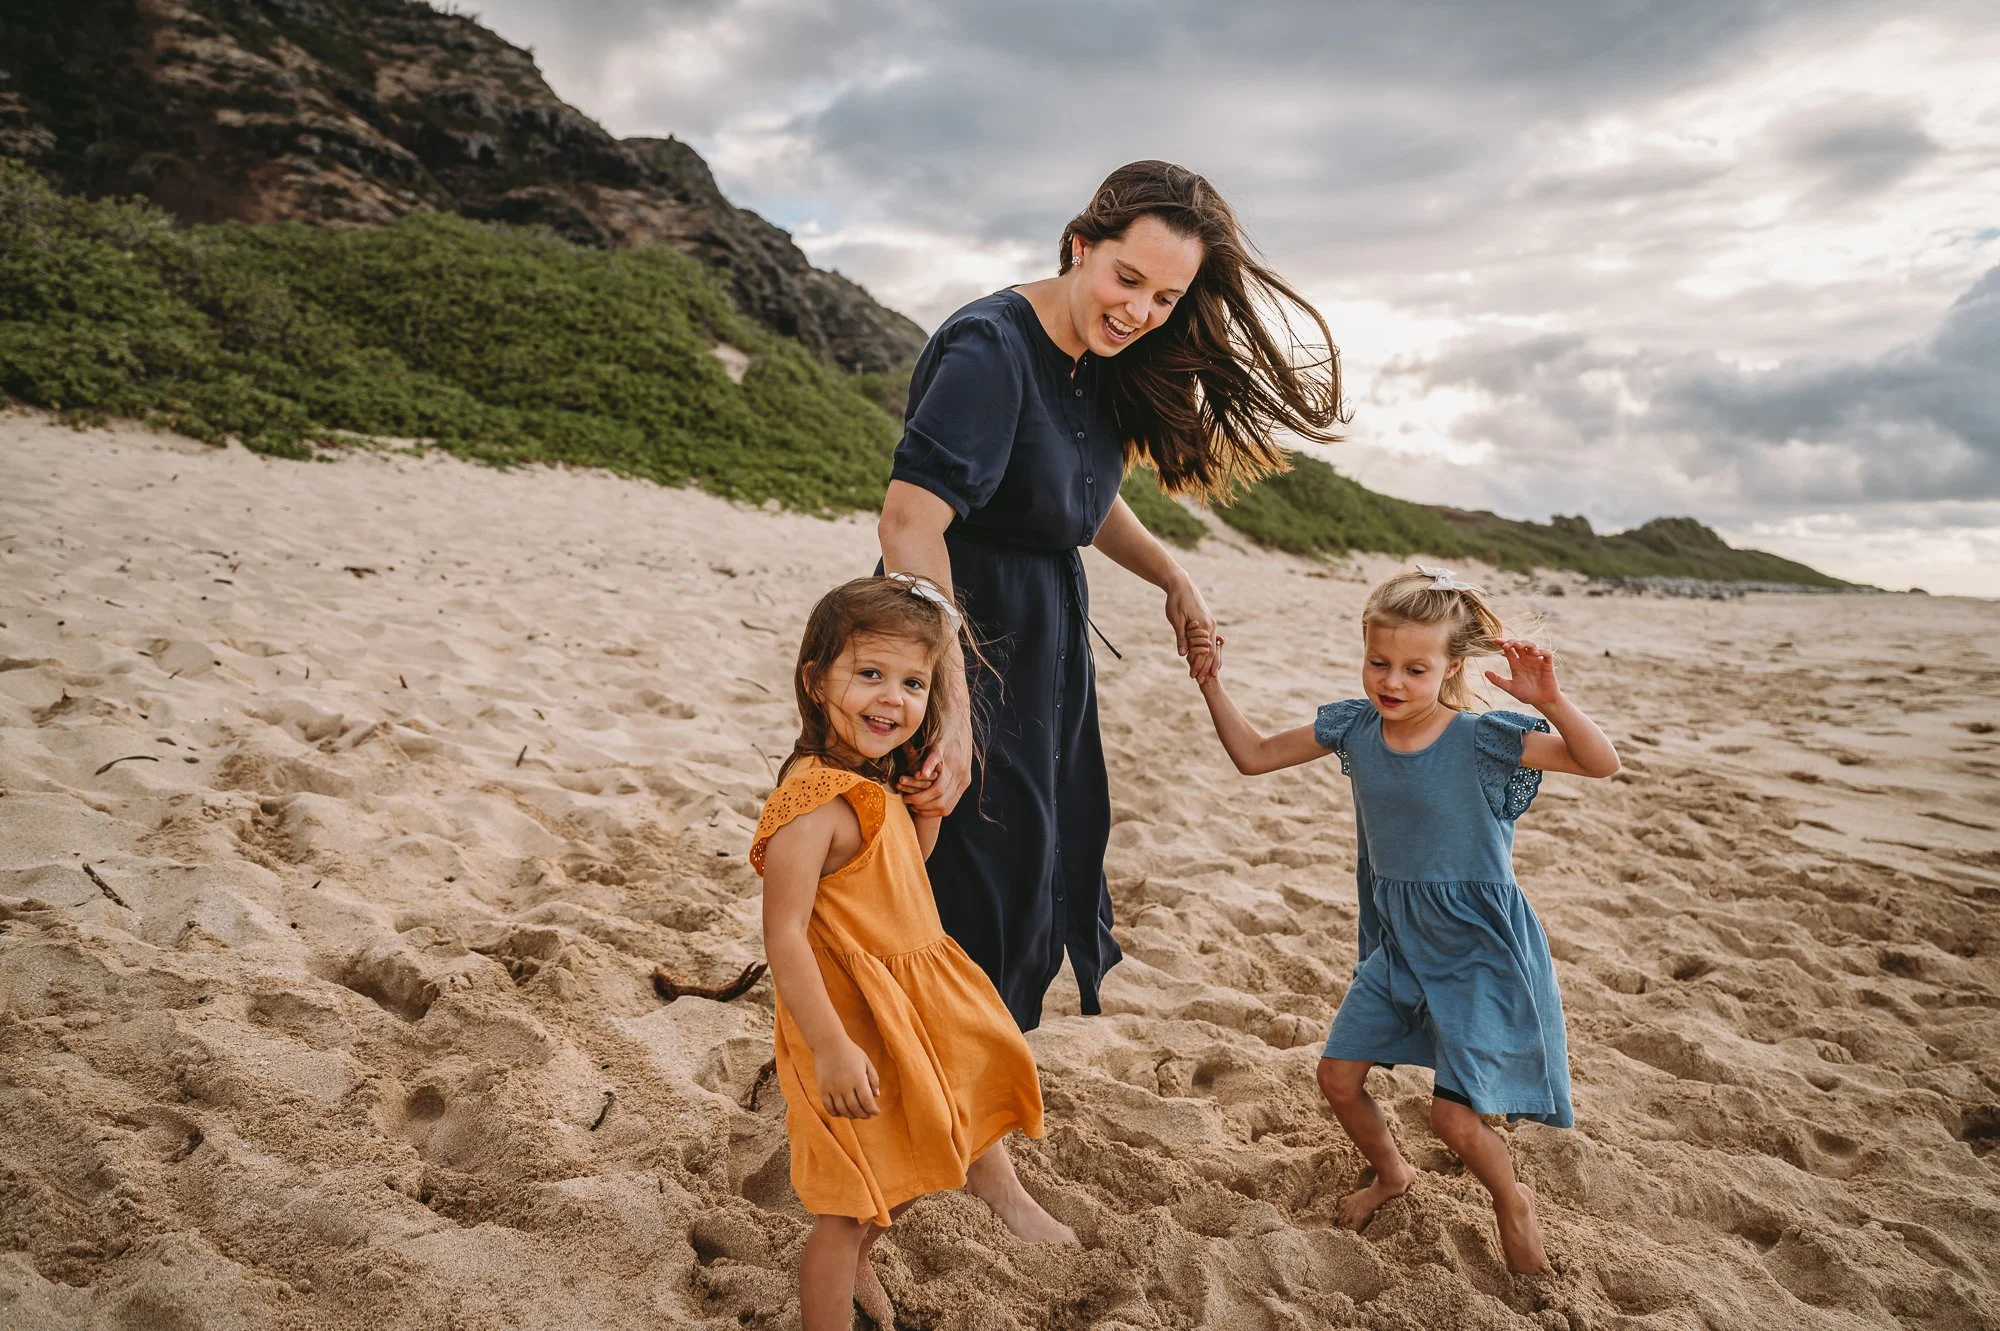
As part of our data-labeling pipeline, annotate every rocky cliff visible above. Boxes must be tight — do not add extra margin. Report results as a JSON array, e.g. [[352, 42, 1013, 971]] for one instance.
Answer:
[[0, 0, 926, 374]]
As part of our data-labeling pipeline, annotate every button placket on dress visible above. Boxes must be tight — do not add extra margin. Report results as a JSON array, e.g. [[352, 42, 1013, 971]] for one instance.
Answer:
[[887, 289, 1127, 1029], [1049, 354, 1096, 965]]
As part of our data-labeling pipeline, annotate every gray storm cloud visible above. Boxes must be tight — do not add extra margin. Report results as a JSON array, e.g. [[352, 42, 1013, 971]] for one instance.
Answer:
[[1388, 265, 2000, 512], [459, 0, 1998, 584]]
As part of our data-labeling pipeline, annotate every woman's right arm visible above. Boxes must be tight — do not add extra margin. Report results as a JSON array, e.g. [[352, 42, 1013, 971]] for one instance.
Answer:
[[879, 481, 973, 818], [878, 479, 958, 600], [878, 317, 1023, 817], [760, 810, 881, 1118]]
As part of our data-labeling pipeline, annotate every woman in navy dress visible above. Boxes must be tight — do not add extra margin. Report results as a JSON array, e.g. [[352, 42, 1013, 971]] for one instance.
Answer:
[[875, 160, 1346, 1236]]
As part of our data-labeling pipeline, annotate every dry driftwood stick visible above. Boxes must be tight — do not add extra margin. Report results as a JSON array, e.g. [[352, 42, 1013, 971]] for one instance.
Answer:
[[94, 754, 160, 776], [514, 744, 527, 768], [744, 1058, 779, 1111], [82, 864, 127, 909], [589, 1089, 615, 1131], [652, 961, 767, 1004]]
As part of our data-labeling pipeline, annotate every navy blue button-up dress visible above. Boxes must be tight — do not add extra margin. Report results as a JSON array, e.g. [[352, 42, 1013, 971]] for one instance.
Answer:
[[888, 289, 1124, 1032]]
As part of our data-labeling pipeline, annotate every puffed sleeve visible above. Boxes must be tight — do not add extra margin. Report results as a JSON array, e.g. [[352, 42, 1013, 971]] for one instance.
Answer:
[[1473, 710, 1552, 821], [889, 316, 1024, 519], [1313, 698, 1371, 774]]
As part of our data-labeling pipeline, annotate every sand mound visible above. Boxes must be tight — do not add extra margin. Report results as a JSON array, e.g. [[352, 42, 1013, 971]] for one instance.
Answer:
[[2, 414, 1996, 1329]]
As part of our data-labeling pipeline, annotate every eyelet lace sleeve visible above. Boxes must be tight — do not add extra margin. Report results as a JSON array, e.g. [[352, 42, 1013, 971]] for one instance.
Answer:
[[1314, 698, 1371, 774], [1473, 710, 1552, 821], [748, 763, 887, 875]]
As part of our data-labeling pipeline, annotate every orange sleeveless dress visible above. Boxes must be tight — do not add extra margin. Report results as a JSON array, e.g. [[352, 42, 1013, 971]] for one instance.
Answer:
[[750, 759, 1045, 1226]]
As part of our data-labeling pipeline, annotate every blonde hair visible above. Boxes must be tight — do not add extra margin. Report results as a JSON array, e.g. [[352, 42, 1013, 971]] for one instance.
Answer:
[[1362, 569, 1508, 711]]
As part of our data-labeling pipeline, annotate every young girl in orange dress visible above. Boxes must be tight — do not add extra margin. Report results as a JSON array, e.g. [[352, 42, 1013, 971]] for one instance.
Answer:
[[751, 574, 1072, 1329]]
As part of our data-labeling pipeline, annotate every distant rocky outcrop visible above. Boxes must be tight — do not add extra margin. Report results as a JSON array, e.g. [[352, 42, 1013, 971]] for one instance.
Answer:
[[0, 0, 926, 374]]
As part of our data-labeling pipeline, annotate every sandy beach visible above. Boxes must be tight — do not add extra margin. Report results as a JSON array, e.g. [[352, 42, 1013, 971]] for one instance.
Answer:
[[2, 412, 1996, 1330]]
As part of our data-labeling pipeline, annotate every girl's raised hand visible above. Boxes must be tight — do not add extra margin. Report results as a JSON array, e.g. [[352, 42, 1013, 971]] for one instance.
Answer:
[[1485, 639, 1562, 707]]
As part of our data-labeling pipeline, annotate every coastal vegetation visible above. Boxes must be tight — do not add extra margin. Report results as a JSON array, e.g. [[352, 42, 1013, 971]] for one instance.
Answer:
[[0, 160, 897, 511], [1208, 455, 1845, 584], [1, 161, 1842, 585]]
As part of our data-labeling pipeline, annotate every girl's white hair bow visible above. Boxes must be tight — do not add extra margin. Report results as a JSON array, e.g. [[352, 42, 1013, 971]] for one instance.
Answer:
[[1415, 563, 1473, 592], [885, 571, 964, 629]]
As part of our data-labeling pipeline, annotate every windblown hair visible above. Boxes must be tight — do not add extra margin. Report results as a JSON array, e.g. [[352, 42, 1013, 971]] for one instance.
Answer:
[[1059, 159, 1348, 501], [1362, 570, 1511, 712], [781, 575, 978, 786]]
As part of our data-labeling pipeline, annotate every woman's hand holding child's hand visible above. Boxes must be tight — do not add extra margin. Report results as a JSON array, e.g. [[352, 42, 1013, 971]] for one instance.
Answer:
[[1185, 623, 1224, 683], [1485, 640, 1563, 707], [815, 1038, 882, 1119]]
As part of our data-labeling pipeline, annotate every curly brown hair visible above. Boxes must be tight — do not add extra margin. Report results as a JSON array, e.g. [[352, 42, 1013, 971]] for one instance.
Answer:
[[781, 575, 974, 786]]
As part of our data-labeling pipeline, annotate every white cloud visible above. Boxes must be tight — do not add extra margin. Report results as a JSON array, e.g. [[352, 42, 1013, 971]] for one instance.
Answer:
[[460, 0, 2000, 591]]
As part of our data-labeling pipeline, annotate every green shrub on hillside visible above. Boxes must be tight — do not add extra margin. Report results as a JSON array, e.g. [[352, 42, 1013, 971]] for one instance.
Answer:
[[1214, 454, 1463, 557], [0, 159, 898, 509], [1215, 454, 1846, 585], [0, 160, 1844, 586], [1118, 464, 1208, 549]]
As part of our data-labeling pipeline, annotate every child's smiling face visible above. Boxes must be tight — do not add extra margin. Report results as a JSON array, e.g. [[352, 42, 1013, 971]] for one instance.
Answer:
[[813, 633, 935, 763], [1362, 620, 1462, 718]]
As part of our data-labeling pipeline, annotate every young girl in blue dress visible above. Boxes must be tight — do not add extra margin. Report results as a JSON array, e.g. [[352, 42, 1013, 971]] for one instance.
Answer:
[[1185, 566, 1620, 1274]]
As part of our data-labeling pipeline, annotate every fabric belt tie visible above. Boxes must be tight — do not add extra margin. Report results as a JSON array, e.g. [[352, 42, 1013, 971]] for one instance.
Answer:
[[942, 529, 1121, 660], [1066, 551, 1121, 660]]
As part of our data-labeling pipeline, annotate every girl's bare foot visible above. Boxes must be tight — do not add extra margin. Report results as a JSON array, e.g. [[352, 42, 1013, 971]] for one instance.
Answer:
[[985, 1182, 1080, 1245], [853, 1255, 893, 1326], [965, 1143, 1081, 1245], [1496, 1183, 1551, 1274], [1335, 1163, 1415, 1230]]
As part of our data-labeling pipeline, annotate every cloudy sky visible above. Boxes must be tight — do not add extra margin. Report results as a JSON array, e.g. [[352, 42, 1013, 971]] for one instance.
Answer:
[[468, 0, 1999, 594]]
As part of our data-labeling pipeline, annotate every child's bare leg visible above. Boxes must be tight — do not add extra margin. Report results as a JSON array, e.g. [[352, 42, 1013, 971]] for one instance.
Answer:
[[964, 1138, 1079, 1245], [1317, 1058, 1417, 1228], [800, 1215, 868, 1331], [851, 1202, 910, 1326], [1430, 1097, 1550, 1274]]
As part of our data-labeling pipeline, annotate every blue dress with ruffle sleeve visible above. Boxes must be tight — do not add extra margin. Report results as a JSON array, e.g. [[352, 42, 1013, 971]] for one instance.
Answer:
[[1313, 699, 1574, 1126]]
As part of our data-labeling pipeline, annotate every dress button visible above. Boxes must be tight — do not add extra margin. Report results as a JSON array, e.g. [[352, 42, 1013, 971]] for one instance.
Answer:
[[1085, 475, 1095, 485], [1075, 430, 1084, 439], [1074, 388, 1082, 397]]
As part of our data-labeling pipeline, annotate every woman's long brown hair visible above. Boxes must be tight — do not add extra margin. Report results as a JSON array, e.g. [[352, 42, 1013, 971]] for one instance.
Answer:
[[1060, 160, 1348, 501]]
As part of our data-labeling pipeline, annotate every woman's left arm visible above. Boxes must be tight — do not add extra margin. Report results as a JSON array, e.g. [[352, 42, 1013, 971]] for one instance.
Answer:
[[1092, 495, 1218, 681]]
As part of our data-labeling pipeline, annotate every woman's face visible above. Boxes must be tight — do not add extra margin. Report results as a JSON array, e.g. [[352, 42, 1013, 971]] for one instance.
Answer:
[[1066, 214, 1203, 358]]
